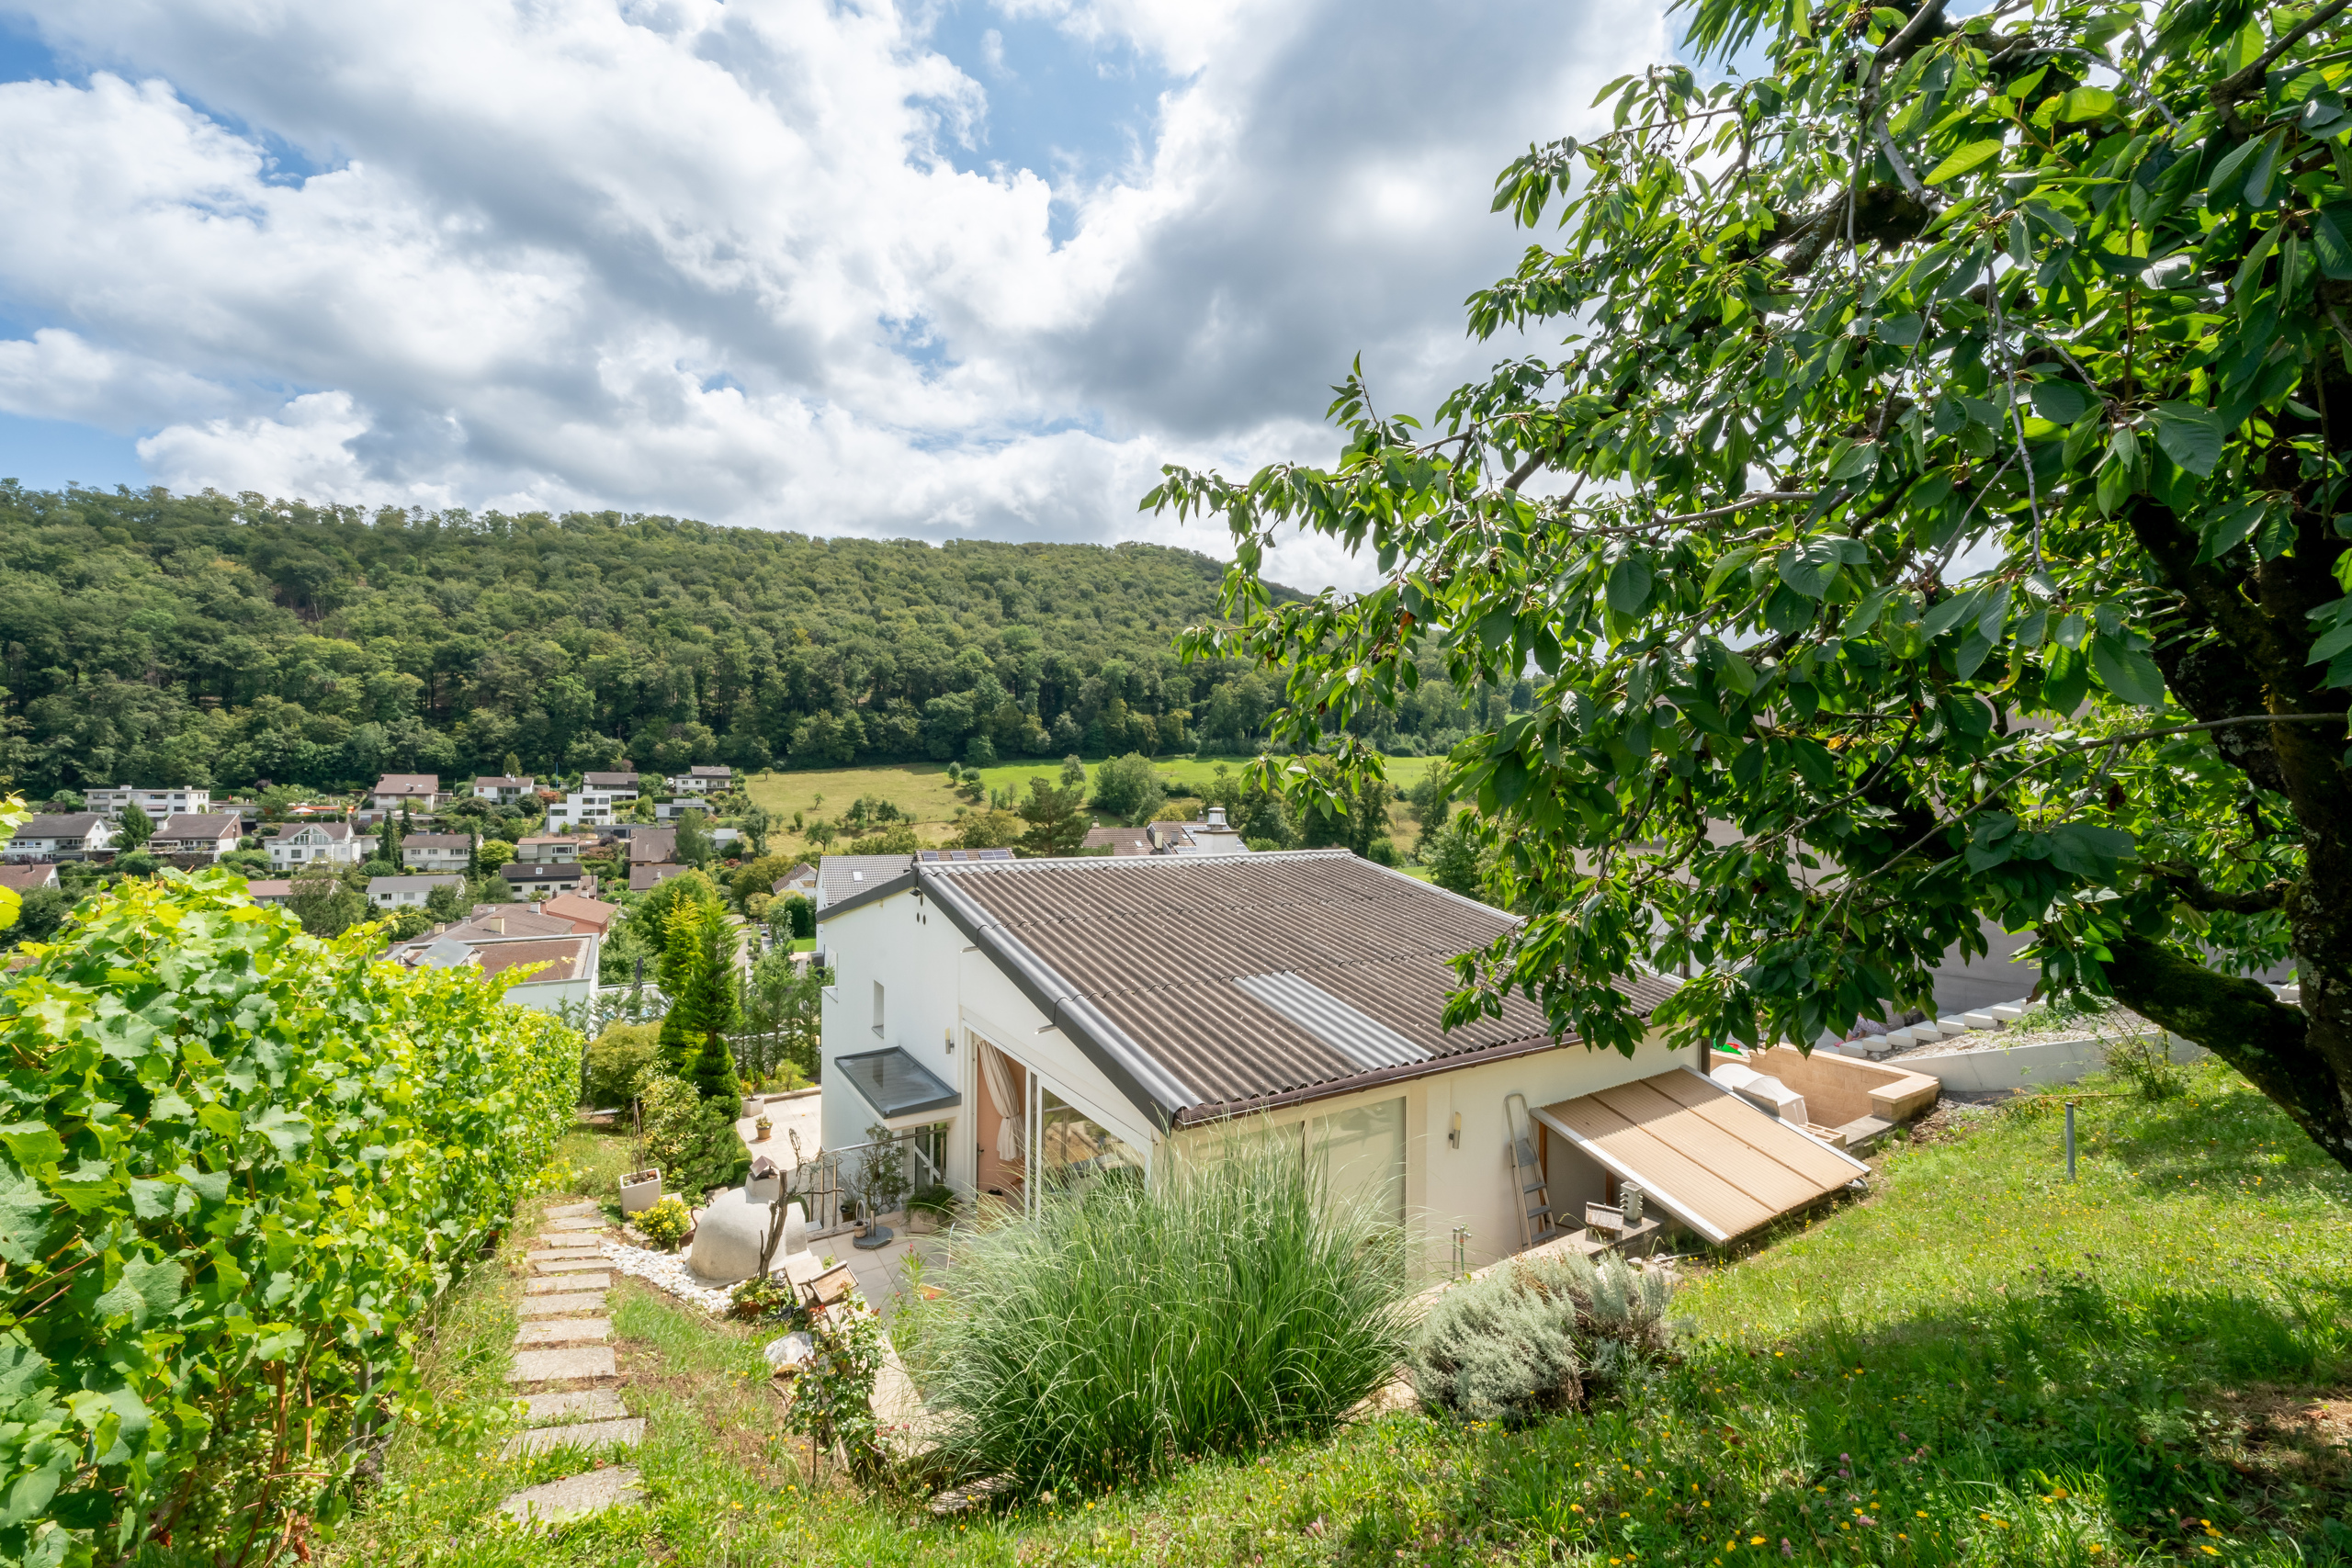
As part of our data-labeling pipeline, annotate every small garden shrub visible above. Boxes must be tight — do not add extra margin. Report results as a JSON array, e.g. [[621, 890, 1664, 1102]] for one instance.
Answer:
[[923, 1130, 1408, 1493], [636, 1194, 693, 1249], [640, 1074, 750, 1196], [1411, 1252, 1679, 1422], [728, 1270, 803, 1325], [582, 1020, 662, 1110]]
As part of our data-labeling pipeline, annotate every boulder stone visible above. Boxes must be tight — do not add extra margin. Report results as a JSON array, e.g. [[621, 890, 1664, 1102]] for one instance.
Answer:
[[687, 1191, 801, 1283]]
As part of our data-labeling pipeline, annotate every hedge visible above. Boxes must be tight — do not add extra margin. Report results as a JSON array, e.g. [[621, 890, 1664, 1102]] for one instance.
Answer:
[[0, 872, 581, 1567]]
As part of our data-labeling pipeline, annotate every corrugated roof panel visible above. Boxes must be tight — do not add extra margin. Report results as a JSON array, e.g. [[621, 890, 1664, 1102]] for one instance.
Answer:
[[1232, 972, 1431, 1069]]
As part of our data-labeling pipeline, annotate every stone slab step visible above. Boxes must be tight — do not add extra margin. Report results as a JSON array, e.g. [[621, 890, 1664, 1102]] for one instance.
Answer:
[[533, 1257, 610, 1275], [546, 1217, 607, 1233], [1989, 1003, 2026, 1021], [499, 1416, 644, 1461], [521, 1387, 628, 1424], [1962, 1011, 1999, 1030], [1839, 1115, 1899, 1153], [544, 1202, 602, 1219], [534, 1237, 602, 1252], [514, 1318, 611, 1347], [497, 1465, 644, 1524], [505, 1345, 616, 1383], [518, 1292, 608, 1318], [526, 1271, 609, 1293]]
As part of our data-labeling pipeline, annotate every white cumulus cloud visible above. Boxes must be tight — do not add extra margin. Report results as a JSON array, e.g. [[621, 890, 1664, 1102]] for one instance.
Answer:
[[0, 0, 1668, 588]]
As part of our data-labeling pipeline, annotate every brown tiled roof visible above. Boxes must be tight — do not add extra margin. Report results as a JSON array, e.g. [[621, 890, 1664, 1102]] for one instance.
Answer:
[[628, 863, 689, 892], [1080, 826, 1153, 856], [0, 865, 57, 891], [474, 938, 593, 982], [153, 813, 243, 841], [372, 774, 440, 794], [859, 850, 1678, 1126], [540, 892, 618, 933], [628, 829, 677, 863], [400, 833, 471, 850]]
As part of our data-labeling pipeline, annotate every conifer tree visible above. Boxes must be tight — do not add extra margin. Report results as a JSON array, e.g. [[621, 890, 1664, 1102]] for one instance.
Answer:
[[657, 901, 742, 1103], [379, 814, 401, 869]]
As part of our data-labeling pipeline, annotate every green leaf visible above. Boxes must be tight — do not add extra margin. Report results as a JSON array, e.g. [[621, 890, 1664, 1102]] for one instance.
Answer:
[[1921, 588, 1980, 640], [2195, 499, 2267, 563], [2306, 617, 2352, 665], [1606, 557, 1654, 615], [2048, 822, 2136, 877], [2030, 379, 2092, 424], [94, 1258, 184, 1330], [2206, 134, 2267, 205], [2091, 633, 2167, 707], [0, 1124, 63, 1169], [0, 1167, 50, 1267], [2152, 402, 2225, 477], [2055, 86, 2117, 121], [2312, 209, 2352, 281], [1927, 139, 2005, 184]]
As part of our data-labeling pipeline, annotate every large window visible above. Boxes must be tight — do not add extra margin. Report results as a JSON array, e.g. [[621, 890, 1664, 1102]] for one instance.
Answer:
[[1312, 1097, 1406, 1225], [1037, 1086, 1147, 1190]]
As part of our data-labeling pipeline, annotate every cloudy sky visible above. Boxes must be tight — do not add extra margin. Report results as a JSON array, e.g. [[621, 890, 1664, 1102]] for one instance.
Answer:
[[0, 0, 1670, 587]]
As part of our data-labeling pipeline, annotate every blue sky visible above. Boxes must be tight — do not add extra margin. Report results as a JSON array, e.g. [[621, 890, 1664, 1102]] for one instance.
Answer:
[[0, 0, 1668, 583]]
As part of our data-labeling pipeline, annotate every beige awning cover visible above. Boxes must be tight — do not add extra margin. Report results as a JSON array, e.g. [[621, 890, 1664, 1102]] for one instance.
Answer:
[[1533, 1067, 1870, 1245]]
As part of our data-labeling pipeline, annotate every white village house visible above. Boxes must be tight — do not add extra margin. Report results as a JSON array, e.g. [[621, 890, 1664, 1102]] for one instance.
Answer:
[[368, 874, 464, 909], [148, 813, 243, 862], [86, 786, 211, 822], [398, 833, 473, 874], [469, 775, 537, 803], [4, 814, 116, 862], [817, 849, 1870, 1276], [265, 821, 357, 870], [368, 773, 446, 812], [581, 772, 642, 799], [547, 791, 623, 830], [665, 765, 732, 795]]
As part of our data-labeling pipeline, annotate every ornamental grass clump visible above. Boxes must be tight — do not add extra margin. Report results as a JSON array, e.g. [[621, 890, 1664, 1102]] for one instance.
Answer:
[[921, 1132, 1409, 1494], [1410, 1251, 1679, 1423]]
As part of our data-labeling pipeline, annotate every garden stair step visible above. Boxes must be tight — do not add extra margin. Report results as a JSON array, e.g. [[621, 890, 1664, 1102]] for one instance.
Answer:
[[532, 1256, 611, 1275], [526, 1271, 609, 1292], [496, 1466, 644, 1524], [506, 1345, 617, 1383], [514, 1318, 611, 1347], [522, 1388, 628, 1423], [545, 1217, 607, 1232], [544, 1202, 602, 1219], [499, 1417, 645, 1461], [517, 1292, 607, 1318]]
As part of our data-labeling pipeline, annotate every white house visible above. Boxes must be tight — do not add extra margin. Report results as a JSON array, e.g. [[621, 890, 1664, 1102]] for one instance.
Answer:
[[368, 874, 464, 909], [265, 821, 357, 870], [652, 797, 713, 822], [469, 775, 537, 803], [368, 774, 445, 811], [514, 833, 598, 863], [399, 833, 473, 873], [396, 928, 600, 1014], [501, 862, 595, 899], [581, 772, 642, 799], [547, 791, 621, 830], [817, 850, 1867, 1276], [86, 786, 211, 822], [148, 813, 243, 862], [664, 765, 732, 795], [5, 814, 116, 862]]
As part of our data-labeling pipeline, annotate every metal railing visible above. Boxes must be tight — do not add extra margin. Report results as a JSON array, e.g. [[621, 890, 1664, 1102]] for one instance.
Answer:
[[777, 1126, 944, 1239]]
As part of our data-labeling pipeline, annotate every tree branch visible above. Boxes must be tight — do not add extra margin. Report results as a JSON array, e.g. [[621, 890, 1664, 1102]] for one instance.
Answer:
[[2213, 0, 2351, 107], [2144, 861, 2290, 914]]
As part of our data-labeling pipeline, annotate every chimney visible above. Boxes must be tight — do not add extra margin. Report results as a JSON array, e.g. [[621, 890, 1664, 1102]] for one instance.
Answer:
[[1205, 806, 1227, 829]]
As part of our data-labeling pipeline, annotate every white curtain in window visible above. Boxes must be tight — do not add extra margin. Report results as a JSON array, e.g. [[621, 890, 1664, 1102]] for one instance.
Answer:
[[978, 1041, 1025, 1164]]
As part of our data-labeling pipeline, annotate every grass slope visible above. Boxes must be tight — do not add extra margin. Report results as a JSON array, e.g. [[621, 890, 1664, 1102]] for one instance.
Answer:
[[326, 1063, 2350, 1566], [742, 753, 1442, 849]]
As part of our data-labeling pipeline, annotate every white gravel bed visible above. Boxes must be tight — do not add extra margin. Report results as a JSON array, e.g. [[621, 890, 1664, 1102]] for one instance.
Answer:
[[598, 1241, 738, 1314]]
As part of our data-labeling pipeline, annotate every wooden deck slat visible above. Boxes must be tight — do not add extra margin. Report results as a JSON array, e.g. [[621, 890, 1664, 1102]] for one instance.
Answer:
[[1642, 1070, 1864, 1188], [1590, 1078, 1838, 1213]]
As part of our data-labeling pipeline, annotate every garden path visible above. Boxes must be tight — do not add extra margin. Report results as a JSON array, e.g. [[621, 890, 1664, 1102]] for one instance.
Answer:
[[494, 1202, 648, 1526]]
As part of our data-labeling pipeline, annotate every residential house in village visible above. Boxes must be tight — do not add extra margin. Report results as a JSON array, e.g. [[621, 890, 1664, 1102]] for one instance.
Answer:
[[386, 905, 606, 1014], [469, 775, 537, 803], [398, 834, 473, 874], [514, 833, 599, 863], [244, 879, 294, 905], [85, 786, 211, 821], [265, 821, 357, 871], [547, 790, 623, 830], [0, 864, 59, 893], [539, 891, 618, 936], [368, 874, 464, 909], [664, 765, 732, 795], [582, 772, 642, 798], [4, 814, 116, 862], [148, 813, 243, 863], [368, 774, 445, 812], [818, 850, 1870, 1275], [772, 862, 819, 900], [501, 862, 594, 899], [628, 863, 691, 893]]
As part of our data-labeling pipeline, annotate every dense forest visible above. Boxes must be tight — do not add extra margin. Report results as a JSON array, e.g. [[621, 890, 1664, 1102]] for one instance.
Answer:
[[0, 485, 1505, 795]]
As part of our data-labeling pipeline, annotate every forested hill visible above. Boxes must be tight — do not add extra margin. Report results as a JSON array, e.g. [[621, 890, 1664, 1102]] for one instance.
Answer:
[[0, 484, 1282, 795]]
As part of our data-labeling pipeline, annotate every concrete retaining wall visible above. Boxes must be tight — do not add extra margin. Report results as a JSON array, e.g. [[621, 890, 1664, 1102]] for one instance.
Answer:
[[1899, 1032, 2205, 1092]]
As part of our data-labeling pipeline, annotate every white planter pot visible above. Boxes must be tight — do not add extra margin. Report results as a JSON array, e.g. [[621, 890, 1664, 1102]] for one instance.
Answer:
[[745, 1173, 782, 1205], [620, 1169, 662, 1214]]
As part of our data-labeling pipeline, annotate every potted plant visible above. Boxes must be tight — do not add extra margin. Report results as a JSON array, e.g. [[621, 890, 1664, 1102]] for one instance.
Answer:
[[754, 1113, 774, 1142], [621, 1167, 662, 1213], [905, 1183, 956, 1235]]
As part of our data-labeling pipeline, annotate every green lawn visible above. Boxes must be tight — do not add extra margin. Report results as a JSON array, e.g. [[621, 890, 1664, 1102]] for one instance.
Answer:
[[323, 1062, 2351, 1566], [741, 752, 1442, 853]]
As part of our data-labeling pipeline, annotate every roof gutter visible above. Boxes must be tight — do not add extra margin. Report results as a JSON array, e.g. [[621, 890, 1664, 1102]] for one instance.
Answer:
[[920, 867, 1195, 1131]]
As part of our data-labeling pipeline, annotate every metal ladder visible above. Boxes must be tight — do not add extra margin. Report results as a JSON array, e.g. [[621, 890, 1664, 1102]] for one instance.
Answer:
[[1505, 1092, 1557, 1249]]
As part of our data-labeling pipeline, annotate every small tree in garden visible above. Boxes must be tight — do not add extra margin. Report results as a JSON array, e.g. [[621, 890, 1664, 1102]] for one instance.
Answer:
[[1017, 775, 1091, 857], [116, 800, 154, 850], [378, 813, 401, 869], [1150, 0, 2352, 1171], [657, 900, 743, 1102]]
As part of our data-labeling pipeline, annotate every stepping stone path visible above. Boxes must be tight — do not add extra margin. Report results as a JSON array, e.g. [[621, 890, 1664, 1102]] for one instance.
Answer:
[[495, 1202, 648, 1524]]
